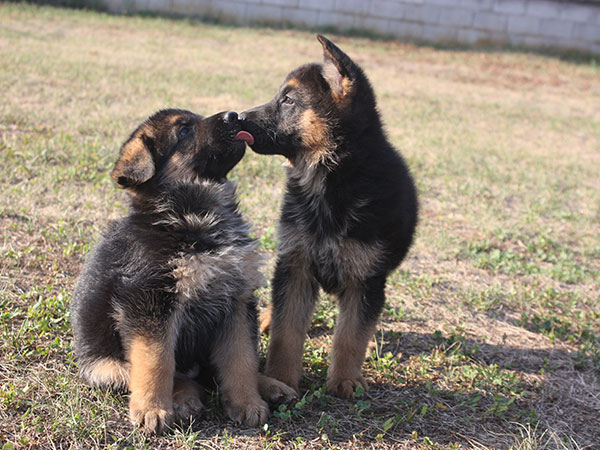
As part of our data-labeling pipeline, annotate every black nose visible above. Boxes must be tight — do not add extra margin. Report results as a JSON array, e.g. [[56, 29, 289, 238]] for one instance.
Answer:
[[223, 111, 238, 123], [238, 112, 246, 121]]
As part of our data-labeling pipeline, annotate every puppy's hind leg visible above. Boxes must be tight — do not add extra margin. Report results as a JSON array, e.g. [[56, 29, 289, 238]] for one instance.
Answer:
[[327, 276, 386, 399], [172, 374, 205, 423], [80, 357, 130, 391]]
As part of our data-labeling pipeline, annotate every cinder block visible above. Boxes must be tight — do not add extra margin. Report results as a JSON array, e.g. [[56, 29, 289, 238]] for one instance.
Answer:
[[334, 0, 369, 15], [425, 0, 464, 7], [212, 0, 248, 23], [527, 0, 562, 19], [457, 27, 492, 44], [420, 23, 458, 42], [103, 0, 125, 13], [317, 10, 356, 29], [571, 23, 600, 43], [511, 34, 547, 48], [493, 0, 526, 15], [299, 0, 336, 11], [171, 0, 213, 16], [507, 15, 540, 35], [369, 1, 405, 20], [538, 18, 574, 39], [146, 0, 173, 13], [246, 3, 284, 22], [357, 15, 390, 35], [560, 5, 596, 23], [282, 7, 319, 26], [457, 0, 494, 11], [388, 20, 423, 40], [473, 11, 507, 32], [403, 4, 442, 24], [439, 7, 474, 27], [262, 0, 298, 7]]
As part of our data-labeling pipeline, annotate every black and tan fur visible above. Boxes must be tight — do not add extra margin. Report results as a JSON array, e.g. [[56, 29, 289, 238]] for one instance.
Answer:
[[240, 36, 418, 398], [70, 109, 294, 433]]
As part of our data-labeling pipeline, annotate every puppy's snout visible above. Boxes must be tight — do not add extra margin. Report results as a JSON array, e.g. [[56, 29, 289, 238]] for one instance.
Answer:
[[223, 111, 239, 123], [238, 112, 246, 121]]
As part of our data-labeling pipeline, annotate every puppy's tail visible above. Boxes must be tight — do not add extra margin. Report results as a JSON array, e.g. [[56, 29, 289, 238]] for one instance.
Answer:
[[80, 357, 130, 391]]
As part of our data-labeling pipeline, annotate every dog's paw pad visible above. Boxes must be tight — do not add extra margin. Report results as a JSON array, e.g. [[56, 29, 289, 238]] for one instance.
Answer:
[[326, 376, 368, 399], [226, 398, 269, 427], [173, 394, 205, 422], [259, 376, 298, 405], [130, 406, 173, 434]]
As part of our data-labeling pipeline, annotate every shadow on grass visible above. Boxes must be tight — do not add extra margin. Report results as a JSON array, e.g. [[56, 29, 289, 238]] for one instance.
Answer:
[[158, 331, 597, 449]]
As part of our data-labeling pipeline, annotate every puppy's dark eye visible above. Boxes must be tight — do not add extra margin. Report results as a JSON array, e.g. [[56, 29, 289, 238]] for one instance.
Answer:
[[282, 95, 295, 106], [178, 125, 192, 140]]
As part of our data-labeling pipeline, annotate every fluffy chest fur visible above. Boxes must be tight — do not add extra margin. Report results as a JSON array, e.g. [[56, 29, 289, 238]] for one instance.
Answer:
[[155, 180, 264, 305], [278, 173, 383, 293]]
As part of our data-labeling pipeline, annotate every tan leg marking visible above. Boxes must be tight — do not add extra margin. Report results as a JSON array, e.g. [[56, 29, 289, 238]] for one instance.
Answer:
[[211, 303, 268, 427], [258, 305, 272, 335], [265, 258, 317, 394], [81, 357, 130, 390], [128, 335, 175, 434], [327, 284, 374, 399]]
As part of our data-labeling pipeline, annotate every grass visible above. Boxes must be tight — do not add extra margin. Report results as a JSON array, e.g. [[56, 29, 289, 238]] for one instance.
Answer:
[[1, 3, 599, 449]]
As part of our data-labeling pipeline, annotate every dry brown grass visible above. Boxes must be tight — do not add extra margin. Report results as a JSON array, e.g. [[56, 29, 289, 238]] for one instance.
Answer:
[[1, 3, 599, 449]]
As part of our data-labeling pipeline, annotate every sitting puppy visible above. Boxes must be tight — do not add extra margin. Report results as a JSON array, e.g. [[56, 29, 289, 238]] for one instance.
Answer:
[[70, 109, 294, 433]]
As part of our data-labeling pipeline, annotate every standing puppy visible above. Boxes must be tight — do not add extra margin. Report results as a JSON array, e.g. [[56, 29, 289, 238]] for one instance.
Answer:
[[71, 109, 294, 433], [240, 36, 418, 398]]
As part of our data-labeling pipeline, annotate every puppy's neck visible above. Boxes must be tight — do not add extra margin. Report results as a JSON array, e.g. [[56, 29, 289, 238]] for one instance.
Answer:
[[126, 178, 238, 224]]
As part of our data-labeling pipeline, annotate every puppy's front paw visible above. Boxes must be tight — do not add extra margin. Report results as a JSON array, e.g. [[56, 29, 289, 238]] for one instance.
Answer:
[[129, 401, 174, 434], [326, 375, 368, 399], [225, 397, 269, 427], [258, 374, 298, 405]]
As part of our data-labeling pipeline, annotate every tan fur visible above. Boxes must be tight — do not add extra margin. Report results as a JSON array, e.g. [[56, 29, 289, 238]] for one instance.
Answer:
[[299, 109, 336, 169], [258, 305, 272, 335], [172, 375, 205, 420], [322, 61, 353, 103], [264, 247, 317, 393], [267, 223, 383, 394], [211, 302, 269, 426], [286, 77, 299, 88], [111, 129, 155, 185], [128, 335, 175, 433], [81, 357, 130, 390], [257, 374, 297, 404], [326, 282, 374, 398]]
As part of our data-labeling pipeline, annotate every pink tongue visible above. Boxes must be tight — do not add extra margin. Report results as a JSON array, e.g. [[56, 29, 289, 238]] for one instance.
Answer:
[[234, 130, 254, 146]]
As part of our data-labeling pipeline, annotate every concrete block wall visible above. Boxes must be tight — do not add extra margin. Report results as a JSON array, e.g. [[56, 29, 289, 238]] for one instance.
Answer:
[[103, 0, 600, 55]]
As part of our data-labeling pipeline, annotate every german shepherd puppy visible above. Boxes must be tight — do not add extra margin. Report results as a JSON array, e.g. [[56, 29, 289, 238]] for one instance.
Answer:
[[70, 109, 294, 433], [239, 35, 418, 398]]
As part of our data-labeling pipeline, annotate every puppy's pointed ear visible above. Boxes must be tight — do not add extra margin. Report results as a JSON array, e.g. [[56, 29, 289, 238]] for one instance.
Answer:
[[317, 34, 355, 102], [111, 133, 155, 188]]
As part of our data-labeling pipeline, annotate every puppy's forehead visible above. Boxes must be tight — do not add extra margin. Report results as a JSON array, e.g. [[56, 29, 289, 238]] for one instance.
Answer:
[[283, 64, 324, 91]]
